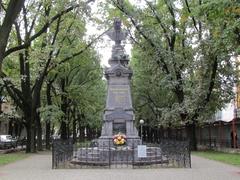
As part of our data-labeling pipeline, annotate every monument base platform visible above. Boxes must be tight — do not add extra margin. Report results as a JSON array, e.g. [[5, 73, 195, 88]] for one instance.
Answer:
[[71, 145, 167, 167], [98, 136, 141, 148]]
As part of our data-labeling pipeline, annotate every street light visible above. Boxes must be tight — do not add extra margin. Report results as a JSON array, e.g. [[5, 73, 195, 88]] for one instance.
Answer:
[[139, 119, 144, 144]]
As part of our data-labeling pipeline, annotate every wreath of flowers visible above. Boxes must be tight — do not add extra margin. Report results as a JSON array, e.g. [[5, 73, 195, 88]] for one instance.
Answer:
[[113, 133, 126, 145]]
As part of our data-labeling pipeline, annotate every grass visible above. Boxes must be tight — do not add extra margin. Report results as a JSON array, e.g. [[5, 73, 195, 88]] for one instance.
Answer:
[[192, 150, 240, 166], [0, 152, 29, 166]]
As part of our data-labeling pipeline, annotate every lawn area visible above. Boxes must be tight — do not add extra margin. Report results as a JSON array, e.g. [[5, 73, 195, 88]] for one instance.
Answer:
[[193, 150, 240, 166], [0, 152, 29, 166]]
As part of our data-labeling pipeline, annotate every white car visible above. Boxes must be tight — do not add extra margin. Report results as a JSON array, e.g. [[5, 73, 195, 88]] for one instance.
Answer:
[[0, 135, 17, 149]]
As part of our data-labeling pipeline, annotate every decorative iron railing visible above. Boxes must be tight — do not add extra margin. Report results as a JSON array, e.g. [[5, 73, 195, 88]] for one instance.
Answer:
[[52, 139, 73, 169], [52, 138, 191, 169]]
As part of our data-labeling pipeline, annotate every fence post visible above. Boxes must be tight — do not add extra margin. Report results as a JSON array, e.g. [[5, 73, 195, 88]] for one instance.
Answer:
[[108, 139, 111, 169], [132, 142, 135, 169], [52, 140, 54, 169], [189, 140, 191, 168]]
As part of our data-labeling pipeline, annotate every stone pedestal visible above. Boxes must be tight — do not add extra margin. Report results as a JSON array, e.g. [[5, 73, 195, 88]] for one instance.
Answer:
[[98, 19, 140, 147]]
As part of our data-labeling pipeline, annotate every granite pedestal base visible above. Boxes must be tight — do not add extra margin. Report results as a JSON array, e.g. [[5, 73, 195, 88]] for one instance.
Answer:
[[97, 136, 141, 148]]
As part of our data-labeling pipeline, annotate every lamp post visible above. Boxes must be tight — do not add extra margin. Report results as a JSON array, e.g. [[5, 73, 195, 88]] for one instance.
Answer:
[[139, 119, 144, 144]]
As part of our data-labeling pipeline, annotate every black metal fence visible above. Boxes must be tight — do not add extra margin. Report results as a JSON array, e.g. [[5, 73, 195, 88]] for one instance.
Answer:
[[197, 138, 240, 149], [52, 138, 191, 169], [158, 139, 191, 168], [52, 139, 74, 169]]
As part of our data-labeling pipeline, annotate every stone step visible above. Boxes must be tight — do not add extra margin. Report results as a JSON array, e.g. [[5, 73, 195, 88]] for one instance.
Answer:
[[71, 159, 169, 165], [133, 159, 169, 165], [71, 160, 109, 166], [147, 152, 160, 155], [138, 155, 164, 158], [74, 155, 166, 162], [75, 154, 100, 158], [77, 157, 101, 160]]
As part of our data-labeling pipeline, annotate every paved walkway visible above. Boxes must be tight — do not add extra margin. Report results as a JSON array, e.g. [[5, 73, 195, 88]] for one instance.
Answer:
[[0, 153, 239, 180]]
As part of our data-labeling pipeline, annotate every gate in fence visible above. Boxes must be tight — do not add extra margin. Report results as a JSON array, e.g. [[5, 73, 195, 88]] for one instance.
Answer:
[[52, 139, 191, 169]]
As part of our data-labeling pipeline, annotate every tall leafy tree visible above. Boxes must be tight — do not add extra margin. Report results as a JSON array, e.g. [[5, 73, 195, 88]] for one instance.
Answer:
[[39, 48, 105, 142], [1, 0, 102, 152], [55, 49, 105, 139], [110, 0, 239, 149]]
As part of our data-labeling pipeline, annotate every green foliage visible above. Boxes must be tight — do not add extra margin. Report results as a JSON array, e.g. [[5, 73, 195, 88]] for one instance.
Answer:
[[111, 0, 239, 127], [38, 105, 64, 123], [40, 46, 106, 132], [1, 0, 106, 146]]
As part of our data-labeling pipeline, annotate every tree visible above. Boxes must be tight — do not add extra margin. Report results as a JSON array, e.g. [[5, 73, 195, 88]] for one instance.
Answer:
[[53, 48, 105, 140], [39, 47, 105, 144], [0, 0, 25, 68], [110, 0, 239, 150], [0, 0, 25, 129], [1, 0, 102, 152]]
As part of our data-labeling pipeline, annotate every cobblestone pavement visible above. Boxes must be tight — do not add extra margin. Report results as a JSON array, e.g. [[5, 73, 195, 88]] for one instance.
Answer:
[[0, 153, 239, 180]]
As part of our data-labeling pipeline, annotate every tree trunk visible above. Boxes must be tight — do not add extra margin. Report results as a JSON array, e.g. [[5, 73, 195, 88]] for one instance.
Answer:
[[186, 122, 197, 151], [51, 124, 55, 136], [167, 126, 172, 139], [26, 122, 31, 153], [25, 113, 36, 153], [66, 109, 70, 139], [0, 0, 25, 65], [35, 92, 43, 151], [60, 121, 67, 139], [18, 122, 23, 137], [30, 120, 36, 153], [73, 118, 76, 143], [79, 126, 85, 141], [60, 78, 67, 140], [45, 121, 51, 149], [45, 82, 52, 149], [36, 111, 43, 151]]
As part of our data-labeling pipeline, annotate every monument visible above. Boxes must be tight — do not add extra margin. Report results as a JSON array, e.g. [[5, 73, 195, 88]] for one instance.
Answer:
[[70, 19, 166, 167], [98, 18, 141, 146]]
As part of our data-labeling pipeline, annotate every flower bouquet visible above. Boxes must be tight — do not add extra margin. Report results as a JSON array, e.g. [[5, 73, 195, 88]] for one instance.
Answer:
[[113, 133, 126, 146]]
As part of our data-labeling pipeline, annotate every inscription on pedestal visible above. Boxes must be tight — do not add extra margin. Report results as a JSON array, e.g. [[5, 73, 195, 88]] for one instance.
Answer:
[[113, 122, 126, 134], [108, 86, 130, 107]]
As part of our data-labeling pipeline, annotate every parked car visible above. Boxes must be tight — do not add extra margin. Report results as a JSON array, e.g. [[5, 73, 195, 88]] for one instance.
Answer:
[[0, 135, 17, 149]]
